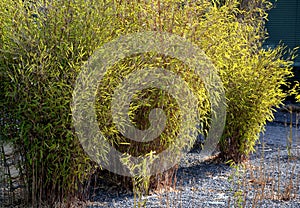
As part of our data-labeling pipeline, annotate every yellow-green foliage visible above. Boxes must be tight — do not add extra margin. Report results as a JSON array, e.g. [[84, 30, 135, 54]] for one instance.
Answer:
[[0, 0, 118, 205], [108, 0, 294, 161], [95, 54, 209, 157], [0, 0, 295, 205], [196, 1, 294, 161], [0, 0, 211, 205]]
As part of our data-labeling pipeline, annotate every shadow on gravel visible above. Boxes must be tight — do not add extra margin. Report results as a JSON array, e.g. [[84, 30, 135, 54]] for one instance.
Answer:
[[176, 160, 230, 182]]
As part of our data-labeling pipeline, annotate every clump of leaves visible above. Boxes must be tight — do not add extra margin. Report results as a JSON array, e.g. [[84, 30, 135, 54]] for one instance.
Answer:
[[198, 0, 295, 162], [1, 0, 296, 206], [0, 0, 119, 206], [110, 0, 296, 162]]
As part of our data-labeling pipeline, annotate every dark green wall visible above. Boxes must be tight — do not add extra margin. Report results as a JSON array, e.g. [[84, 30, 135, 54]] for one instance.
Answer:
[[265, 0, 300, 66]]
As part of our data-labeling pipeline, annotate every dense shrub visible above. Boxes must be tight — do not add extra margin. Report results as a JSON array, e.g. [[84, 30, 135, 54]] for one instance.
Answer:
[[0, 0, 295, 206], [0, 0, 212, 205], [0, 0, 119, 205], [107, 0, 295, 162], [198, 0, 294, 162]]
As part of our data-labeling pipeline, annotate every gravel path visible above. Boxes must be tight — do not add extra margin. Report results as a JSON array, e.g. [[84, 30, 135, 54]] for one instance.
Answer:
[[88, 110, 300, 208]]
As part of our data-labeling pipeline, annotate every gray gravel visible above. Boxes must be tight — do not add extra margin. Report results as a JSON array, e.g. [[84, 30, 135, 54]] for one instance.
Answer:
[[88, 109, 300, 208]]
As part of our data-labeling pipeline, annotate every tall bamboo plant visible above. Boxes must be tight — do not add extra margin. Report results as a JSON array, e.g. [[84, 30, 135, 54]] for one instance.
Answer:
[[0, 0, 119, 205], [0, 0, 296, 206]]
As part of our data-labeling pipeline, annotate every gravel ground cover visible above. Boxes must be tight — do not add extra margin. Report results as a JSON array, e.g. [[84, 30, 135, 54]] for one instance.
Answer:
[[88, 110, 300, 208], [88, 146, 300, 208]]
